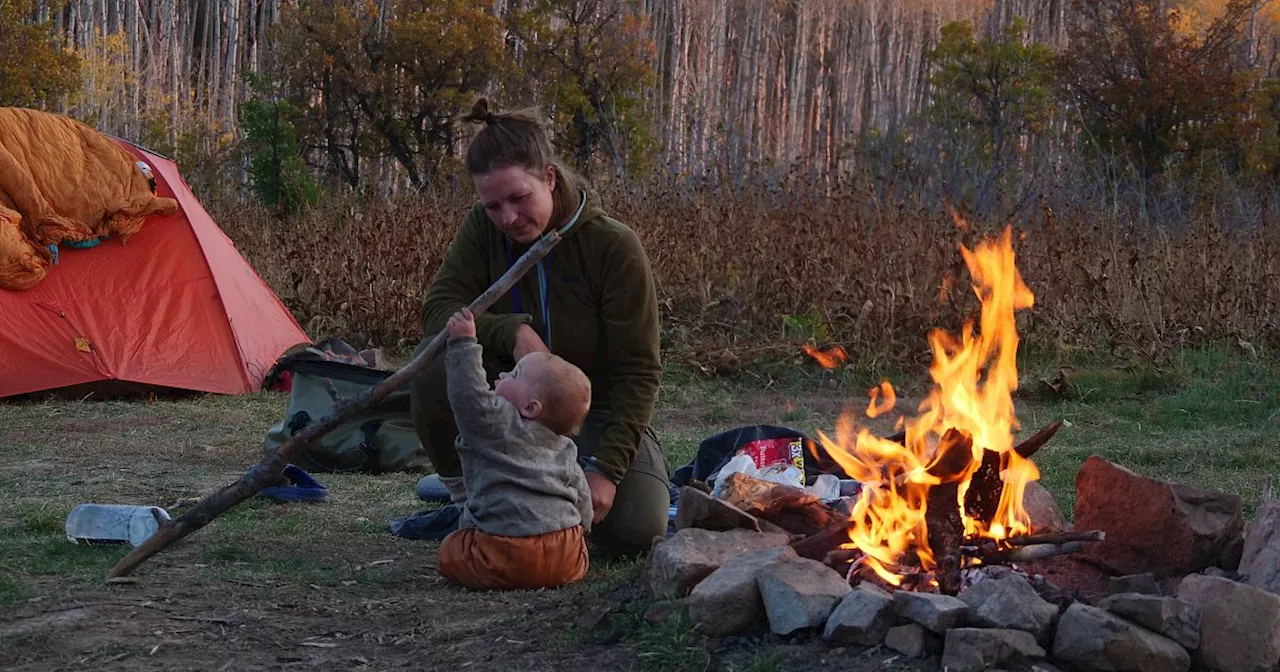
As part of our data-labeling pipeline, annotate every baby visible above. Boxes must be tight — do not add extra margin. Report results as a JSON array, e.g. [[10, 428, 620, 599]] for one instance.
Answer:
[[436, 308, 594, 591]]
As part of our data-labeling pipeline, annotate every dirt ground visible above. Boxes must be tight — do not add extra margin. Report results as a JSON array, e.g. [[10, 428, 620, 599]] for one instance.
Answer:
[[3, 353, 1276, 671], [0, 381, 939, 672]]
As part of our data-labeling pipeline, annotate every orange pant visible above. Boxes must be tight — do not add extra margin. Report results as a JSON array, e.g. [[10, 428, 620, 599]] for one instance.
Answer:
[[438, 525, 588, 591]]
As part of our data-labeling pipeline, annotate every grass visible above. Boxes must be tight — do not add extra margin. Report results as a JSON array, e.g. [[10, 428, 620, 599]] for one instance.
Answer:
[[0, 345, 1276, 669]]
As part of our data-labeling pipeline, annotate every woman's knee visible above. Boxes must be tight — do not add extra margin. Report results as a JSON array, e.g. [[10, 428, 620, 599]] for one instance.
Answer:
[[597, 473, 670, 553]]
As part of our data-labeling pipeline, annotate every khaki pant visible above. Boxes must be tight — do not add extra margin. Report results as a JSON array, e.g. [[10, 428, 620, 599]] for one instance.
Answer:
[[438, 526, 589, 591], [410, 351, 670, 554]]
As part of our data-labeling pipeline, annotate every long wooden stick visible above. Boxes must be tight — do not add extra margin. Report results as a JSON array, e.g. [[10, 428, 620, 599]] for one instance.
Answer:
[[107, 229, 569, 579]]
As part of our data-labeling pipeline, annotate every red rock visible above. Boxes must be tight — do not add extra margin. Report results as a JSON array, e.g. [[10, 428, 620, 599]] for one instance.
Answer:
[[1073, 455, 1244, 577]]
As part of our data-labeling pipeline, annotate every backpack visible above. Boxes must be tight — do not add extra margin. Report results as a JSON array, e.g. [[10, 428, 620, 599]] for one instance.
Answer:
[[262, 358, 434, 475]]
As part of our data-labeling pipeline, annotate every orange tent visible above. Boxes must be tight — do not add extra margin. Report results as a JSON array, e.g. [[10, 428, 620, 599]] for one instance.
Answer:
[[0, 140, 310, 398]]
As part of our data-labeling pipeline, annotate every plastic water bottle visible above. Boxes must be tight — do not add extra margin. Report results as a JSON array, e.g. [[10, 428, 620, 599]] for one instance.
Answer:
[[65, 504, 170, 547]]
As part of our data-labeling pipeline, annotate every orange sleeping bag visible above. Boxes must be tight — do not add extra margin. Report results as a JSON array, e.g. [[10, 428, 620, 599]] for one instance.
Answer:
[[0, 107, 179, 290]]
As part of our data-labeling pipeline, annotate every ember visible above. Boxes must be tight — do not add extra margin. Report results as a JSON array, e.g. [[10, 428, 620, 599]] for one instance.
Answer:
[[805, 227, 1053, 592]]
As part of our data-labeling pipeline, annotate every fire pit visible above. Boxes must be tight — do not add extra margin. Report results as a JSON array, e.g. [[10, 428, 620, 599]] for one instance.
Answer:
[[646, 227, 1280, 672]]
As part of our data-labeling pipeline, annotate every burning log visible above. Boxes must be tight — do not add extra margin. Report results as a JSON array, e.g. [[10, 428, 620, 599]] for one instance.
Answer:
[[963, 421, 1063, 527], [924, 428, 974, 596]]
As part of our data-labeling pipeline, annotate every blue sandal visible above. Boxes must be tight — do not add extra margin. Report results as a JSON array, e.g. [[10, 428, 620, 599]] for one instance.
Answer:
[[261, 464, 330, 503]]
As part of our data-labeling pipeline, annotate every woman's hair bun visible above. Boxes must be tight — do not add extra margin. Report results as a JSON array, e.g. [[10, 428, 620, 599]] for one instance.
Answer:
[[463, 97, 496, 125]]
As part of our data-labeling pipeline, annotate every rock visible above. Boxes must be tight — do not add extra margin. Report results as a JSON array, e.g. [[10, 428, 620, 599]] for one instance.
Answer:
[[822, 583, 896, 645], [1024, 481, 1069, 533], [757, 557, 852, 635], [1052, 603, 1190, 672], [1240, 500, 1280, 596], [1097, 593, 1201, 650], [674, 486, 767, 533], [1074, 455, 1245, 577], [684, 546, 796, 635], [1220, 532, 1245, 572], [958, 573, 1059, 641], [1019, 555, 1111, 605], [941, 628, 1046, 671], [1109, 572, 1162, 596], [885, 623, 929, 658], [647, 528, 791, 598], [892, 590, 968, 633], [1178, 573, 1280, 672]]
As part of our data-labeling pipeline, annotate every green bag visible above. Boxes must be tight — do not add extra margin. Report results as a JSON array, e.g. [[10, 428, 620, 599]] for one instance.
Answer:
[[263, 359, 434, 475]]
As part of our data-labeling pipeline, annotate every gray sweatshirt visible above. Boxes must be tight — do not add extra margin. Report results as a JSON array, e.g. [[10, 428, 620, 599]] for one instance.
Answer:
[[446, 337, 593, 537]]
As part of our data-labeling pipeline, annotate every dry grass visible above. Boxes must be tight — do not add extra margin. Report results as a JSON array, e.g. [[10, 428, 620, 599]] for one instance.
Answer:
[[213, 177, 1280, 369]]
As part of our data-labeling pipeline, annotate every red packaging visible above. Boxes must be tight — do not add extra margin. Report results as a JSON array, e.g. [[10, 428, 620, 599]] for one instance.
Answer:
[[738, 437, 806, 481]]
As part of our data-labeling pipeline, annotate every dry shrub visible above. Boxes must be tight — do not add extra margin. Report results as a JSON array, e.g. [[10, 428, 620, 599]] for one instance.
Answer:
[[211, 179, 1280, 368]]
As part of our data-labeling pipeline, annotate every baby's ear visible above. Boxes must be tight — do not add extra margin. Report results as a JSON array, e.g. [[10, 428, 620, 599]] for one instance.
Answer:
[[520, 399, 543, 421]]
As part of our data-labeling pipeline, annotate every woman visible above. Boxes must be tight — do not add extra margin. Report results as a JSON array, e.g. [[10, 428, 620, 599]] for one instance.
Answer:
[[410, 98, 669, 554]]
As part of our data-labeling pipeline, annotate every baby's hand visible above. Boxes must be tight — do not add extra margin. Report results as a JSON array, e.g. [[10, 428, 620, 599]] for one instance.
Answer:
[[447, 308, 476, 339]]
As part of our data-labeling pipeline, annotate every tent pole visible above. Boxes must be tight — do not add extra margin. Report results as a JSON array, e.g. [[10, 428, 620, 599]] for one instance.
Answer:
[[107, 226, 571, 580]]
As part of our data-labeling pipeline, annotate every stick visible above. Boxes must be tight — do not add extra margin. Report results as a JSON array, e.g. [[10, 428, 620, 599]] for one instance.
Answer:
[[980, 541, 1084, 563], [1001, 530, 1105, 547], [107, 228, 570, 579], [791, 522, 851, 562], [1013, 420, 1062, 459]]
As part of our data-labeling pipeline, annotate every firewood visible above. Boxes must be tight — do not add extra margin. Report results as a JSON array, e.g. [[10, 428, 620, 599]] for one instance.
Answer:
[[107, 223, 574, 580], [1013, 420, 1062, 459], [924, 428, 972, 595], [1001, 530, 1105, 547], [963, 421, 1063, 528], [964, 448, 1003, 525], [790, 521, 851, 562], [980, 541, 1085, 563], [822, 547, 862, 571]]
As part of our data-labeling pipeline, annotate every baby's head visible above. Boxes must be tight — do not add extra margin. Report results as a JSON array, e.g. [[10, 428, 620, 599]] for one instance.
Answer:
[[494, 352, 591, 436]]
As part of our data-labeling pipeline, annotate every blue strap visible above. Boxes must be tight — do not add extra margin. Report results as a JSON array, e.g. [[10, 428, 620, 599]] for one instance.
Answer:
[[503, 238, 551, 346], [502, 238, 523, 315], [497, 190, 590, 349], [536, 256, 552, 346]]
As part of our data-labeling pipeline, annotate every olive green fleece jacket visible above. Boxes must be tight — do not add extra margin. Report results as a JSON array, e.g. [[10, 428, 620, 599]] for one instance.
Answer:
[[421, 190, 661, 484]]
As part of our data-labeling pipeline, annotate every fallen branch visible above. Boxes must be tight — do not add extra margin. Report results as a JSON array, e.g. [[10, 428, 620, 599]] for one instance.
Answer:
[[107, 227, 571, 579]]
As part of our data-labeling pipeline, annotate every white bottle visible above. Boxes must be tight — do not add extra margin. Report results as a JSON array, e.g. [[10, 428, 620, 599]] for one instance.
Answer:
[[65, 504, 170, 547]]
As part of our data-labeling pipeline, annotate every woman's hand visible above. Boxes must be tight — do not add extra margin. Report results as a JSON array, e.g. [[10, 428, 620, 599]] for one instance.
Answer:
[[513, 323, 550, 360], [584, 470, 617, 525]]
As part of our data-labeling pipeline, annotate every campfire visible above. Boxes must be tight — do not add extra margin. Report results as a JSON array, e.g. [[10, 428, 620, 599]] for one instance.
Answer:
[[650, 226, 1274, 671], [785, 227, 1095, 594]]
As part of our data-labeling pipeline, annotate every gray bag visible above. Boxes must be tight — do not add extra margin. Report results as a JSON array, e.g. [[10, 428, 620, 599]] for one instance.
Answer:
[[263, 359, 434, 475]]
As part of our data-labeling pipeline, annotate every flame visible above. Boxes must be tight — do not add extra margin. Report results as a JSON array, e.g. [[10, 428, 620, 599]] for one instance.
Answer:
[[816, 227, 1039, 585], [865, 381, 896, 418], [802, 344, 849, 369]]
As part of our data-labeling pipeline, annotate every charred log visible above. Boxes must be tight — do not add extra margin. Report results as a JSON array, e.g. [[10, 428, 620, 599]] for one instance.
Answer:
[[924, 428, 973, 595], [963, 421, 1063, 528]]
